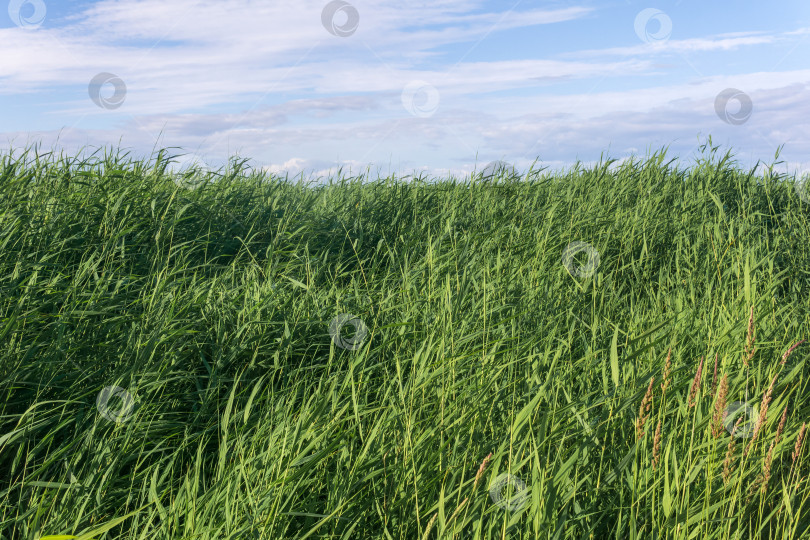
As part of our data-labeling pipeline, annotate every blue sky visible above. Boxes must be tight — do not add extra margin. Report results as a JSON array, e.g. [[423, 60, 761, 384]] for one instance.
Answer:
[[1, 0, 808, 179]]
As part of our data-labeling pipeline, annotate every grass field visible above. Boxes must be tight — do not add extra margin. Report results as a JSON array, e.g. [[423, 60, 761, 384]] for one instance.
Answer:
[[2, 141, 810, 539]]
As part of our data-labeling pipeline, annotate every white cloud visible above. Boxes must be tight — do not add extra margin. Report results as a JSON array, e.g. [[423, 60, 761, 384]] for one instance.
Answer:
[[262, 157, 382, 180], [571, 34, 777, 58], [0, 1, 594, 98], [6, 72, 807, 177], [1, 0, 808, 175]]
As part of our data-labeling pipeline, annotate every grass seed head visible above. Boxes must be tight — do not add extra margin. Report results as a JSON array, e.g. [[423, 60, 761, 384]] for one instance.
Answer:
[[744, 306, 756, 366], [652, 418, 663, 469], [776, 406, 788, 445], [421, 513, 438, 540], [660, 347, 672, 394], [447, 498, 468, 524], [636, 377, 655, 440], [688, 356, 704, 408], [473, 452, 493, 489], [793, 423, 807, 464], [781, 339, 806, 366], [723, 416, 744, 484], [712, 374, 729, 439], [745, 372, 779, 457], [762, 440, 776, 494]]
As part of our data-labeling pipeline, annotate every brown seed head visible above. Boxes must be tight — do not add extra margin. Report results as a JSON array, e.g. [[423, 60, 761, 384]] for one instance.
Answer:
[[723, 416, 744, 484], [781, 339, 806, 366], [793, 423, 807, 464], [744, 306, 756, 366], [660, 348, 672, 394], [745, 373, 779, 457], [762, 440, 776, 493], [776, 406, 788, 445], [652, 418, 663, 469], [712, 374, 729, 439], [688, 356, 704, 408], [636, 377, 655, 440], [474, 452, 493, 489]]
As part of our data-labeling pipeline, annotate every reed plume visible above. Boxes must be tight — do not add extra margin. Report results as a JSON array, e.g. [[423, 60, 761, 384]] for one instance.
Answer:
[[776, 406, 788, 444], [744, 306, 756, 367], [793, 423, 807, 464], [761, 440, 776, 493], [660, 348, 672, 394], [636, 377, 655, 440], [757, 407, 791, 494], [474, 452, 493, 489], [781, 339, 806, 366], [434, 451, 494, 539], [652, 418, 662, 469], [421, 513, 438, 540], [723, 417, 744, 484], [745, 373, 778, 457], [688, 356, 704, 408], [711, 374, 729, 439]]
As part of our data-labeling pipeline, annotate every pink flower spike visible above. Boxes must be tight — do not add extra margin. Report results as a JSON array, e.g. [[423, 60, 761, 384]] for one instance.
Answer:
[[781, 340, 806, 366]]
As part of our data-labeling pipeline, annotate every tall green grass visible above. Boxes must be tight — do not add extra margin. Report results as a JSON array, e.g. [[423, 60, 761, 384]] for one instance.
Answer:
[[1, 141, 810, 539]]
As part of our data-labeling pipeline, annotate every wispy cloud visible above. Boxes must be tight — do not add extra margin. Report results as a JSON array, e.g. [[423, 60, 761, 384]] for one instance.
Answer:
[[1, 0, 808, 176]]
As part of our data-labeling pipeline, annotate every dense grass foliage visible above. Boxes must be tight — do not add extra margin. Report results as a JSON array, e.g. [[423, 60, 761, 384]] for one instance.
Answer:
[[2, 143, 810, 539]]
